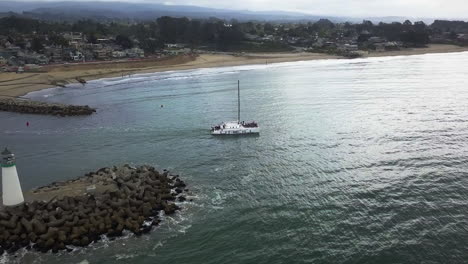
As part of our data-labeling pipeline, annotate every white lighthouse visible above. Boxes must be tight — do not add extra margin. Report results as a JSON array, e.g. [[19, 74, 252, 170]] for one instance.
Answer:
[[1, 148, 24, 206]]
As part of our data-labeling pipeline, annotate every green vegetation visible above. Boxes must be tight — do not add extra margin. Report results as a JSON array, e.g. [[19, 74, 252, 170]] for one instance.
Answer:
[[223, 41, 294, 52], [1, 15, 468, 60]]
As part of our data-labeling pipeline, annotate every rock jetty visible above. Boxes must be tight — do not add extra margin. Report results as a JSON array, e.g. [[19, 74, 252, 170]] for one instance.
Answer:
[[76, 77, 87, 84], [0, 98, 96, 116], [0, 165, 188, 254]]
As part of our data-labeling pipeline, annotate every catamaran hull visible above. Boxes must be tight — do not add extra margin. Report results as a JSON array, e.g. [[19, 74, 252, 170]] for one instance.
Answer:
[[211, 127, 260, 135]]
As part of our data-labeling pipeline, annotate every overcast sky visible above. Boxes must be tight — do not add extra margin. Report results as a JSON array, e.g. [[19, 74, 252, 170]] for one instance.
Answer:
[[147, 0, 467, 18], [19, 0, 468, 19]]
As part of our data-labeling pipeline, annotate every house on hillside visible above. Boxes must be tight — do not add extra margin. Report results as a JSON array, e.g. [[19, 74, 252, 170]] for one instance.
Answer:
[[384, 41, 401, 51], [125, 48, 145, 58], [64, 32, 85, 42], [6, 46, 21, 55], [430, 33, 453, 44], [69, 51, 84, 61], [112, 51, 126, 58], [375, 41, 401, 52], [457, 34, 468, 44], [0, 56, 7, 66], [0, 50, 16, 62], [93, 48, 112, 60], [44, 46, 64, 62], [63, 32, 86, 48], [97, 38, 112, 44], [311, 38, 326, 48], [261, 35, 273, 41], [337, 43, 358, 52], [17, 52, 49, 65], [368, 37, 386, 44], [163, 48, 190, 56], [34, 54, 49, 65], [8, 56, 22, 66], [324, 41, 337, 48], [81, 49, 95, 61], [244, 33, 261, 41], [0, 35, 8, 46], [165, 43, 184, 49]]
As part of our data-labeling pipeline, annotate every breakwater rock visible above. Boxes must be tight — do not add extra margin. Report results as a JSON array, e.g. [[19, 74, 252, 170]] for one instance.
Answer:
[[0, 165, 188, 254], [0, 98, 96, 116]]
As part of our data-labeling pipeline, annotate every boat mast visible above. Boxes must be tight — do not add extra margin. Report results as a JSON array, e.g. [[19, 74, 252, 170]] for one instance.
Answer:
[[237, 80, 240, 123]]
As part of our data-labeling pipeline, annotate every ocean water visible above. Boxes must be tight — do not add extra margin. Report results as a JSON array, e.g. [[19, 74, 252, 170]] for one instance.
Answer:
[[2, 52, 468, 263]]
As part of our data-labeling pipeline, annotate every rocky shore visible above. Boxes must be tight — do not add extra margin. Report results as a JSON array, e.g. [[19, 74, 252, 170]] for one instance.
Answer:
[[0, 98, 96, 116], [0, 165, 188, 254]]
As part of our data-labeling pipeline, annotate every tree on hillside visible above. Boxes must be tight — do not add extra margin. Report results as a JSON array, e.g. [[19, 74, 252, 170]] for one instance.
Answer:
[[183, 20, 202, 50], [400, 30, 430, 46], [31, 37, 46, 52], [115, 34, 133, 49], [49, 34, 69, 47], [264, 23, 275, 34], [413, 21, 428, 32], [374, 22, 404, 41], [139, 38, 164, 54], [87, 33, 98, 44], [403, 20, 412, 26], [217, 24, 244, 51], [157, 16, 191, 43], [201, 22, 220, 44]]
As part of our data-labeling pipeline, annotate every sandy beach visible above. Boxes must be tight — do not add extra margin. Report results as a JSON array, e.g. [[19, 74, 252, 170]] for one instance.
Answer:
[[1, 44, 468, 98]]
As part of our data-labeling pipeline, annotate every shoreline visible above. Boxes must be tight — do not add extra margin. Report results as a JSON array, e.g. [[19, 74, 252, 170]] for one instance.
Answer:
[[1, 44, 468, 99]]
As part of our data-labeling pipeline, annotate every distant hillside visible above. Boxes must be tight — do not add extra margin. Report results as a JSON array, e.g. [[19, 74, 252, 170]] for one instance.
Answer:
[[0, 1, 323, 22], [0, 1, 429, 23]]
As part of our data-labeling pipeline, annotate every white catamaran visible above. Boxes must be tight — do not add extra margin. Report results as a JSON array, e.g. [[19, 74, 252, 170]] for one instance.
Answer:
[[211, 81, 259, 135]]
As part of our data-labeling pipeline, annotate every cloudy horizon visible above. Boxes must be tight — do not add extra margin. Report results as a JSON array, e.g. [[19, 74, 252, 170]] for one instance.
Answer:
[[159, 0, 468, 19], [7, 0, 468, 19]]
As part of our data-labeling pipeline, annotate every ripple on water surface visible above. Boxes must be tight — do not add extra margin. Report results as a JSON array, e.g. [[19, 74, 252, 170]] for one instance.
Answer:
[[2, 52, 468, 263]]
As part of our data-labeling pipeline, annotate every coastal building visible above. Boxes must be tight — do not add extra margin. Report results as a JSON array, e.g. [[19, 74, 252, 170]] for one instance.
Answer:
[[312, 38, 326, 48], [375, 41, 401, 52], [82, 49, 95, 61], [93, 48, 112, 60], [125, 48, 145, 58], [21, 53, 50, 65], [324, 41, 337, 48], [97, 38, 112, 44], [245, 33, 261, 41], [164, 48, 190, 56], [44, 46, 64, 62], [338, 43, 359, 52], [430, 33, 453, 44], [64, 32, 86, 47], [1, 148, 24, 207], [457, 34, 468, 44], [384, 41, 401, 51], [7, 56, 22, 66], [112, 51, 126, 58], [375, 43, 386, 52], [262, 35, 275, 42], [165, 43, 185, 49], [4, 46, 20, 56], [368, 37, 386, 44], [0, 56, 6, 66], [69, 51, 84, 61]]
